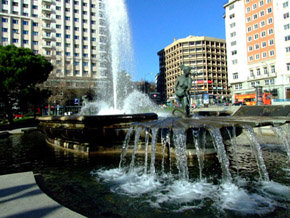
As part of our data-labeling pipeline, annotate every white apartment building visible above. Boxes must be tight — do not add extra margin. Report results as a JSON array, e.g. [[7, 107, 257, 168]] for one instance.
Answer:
[[224, 0, 290, 101], [0, 0, 109, 89]]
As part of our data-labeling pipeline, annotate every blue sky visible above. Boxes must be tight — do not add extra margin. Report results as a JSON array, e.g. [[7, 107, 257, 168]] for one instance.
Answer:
[[126, 0, 227, 82]]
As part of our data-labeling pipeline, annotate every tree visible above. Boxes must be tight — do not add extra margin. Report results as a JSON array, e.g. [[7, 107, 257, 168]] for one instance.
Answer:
[[0, 45, 53, 123]]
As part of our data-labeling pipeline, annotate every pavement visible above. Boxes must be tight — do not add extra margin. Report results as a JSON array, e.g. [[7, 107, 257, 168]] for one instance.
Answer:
[[0, 172, 84, 218]]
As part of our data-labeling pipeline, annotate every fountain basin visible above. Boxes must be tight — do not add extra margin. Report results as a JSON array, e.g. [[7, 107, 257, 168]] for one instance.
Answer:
[[37, 113, 158, 154]]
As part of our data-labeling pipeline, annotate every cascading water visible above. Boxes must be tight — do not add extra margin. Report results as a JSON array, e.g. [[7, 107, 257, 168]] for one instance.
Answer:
[[94, 117, 290, 216]]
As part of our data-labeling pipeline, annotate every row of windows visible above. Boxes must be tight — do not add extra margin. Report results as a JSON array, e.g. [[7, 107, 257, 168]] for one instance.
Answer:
[[248, 39, 274, 51], [247, 28, 274, 41], [246, 8, 272, 22], [248, 50, 275, 61], [247, 17, 273, 29], [245, 0, 272, 7]]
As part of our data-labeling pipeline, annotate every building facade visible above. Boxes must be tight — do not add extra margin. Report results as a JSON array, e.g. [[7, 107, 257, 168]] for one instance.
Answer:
[[0, 0, 109, 90], [224, 0, 290, 101], [157, 36, 229, 104]]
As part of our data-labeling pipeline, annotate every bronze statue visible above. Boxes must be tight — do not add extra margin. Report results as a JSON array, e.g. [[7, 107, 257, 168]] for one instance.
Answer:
[[173, 64, 193, 117]]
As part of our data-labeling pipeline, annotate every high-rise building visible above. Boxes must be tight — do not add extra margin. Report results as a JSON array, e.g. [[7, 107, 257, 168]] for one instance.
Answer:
[[0, 0, 109, 90], [157, 36, 229, 104], [224, 0, 290, 101]]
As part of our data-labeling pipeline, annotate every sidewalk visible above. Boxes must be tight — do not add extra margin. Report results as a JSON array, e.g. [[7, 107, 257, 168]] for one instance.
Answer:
[[0, 172, 84, 217]]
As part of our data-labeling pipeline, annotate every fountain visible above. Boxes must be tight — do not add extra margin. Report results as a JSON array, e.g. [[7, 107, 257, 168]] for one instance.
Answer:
[[36, 0, 290, 216]]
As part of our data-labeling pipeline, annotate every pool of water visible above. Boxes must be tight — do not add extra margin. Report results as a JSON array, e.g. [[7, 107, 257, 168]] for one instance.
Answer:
[[0, 131, 289, 217]]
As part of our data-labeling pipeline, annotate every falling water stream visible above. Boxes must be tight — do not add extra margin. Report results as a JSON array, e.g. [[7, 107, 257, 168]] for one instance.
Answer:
[[95, 119, 289, 216]]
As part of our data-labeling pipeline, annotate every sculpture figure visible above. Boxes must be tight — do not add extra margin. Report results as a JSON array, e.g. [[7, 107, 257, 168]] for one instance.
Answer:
[[173, 64, 193, 117]]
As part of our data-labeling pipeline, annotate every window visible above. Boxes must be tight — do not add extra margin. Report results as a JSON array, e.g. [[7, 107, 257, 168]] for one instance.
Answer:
[[83, 53, 88, 57], [23, 30, 28, 35], [251, 82, 255, 87], [56, 33, 61, 37], [74, 62, 79, 66], [56, 24, 61, 29], [56, 6, 61, 10], [262, 52, 267, 58], [12, 29, 18, 34], [256, 54, 260, 60], [2, 28, 8, 32], [13, 39, 19, 43], [2, 17, 8, 22], [271, 65, 275, 73], [65, 17, 70, 21], [260, 10, 265, 17], [254, 33, 259, 40], [23, 21, 29, 25], [253, 14, 258, 20], [268, 28, 273, 35], [285, 24, 290, 30], [267, 0, 272, 3], [75, 27, 79, 31], [255, 44, 260, 50], [232, 59, 238, 64], [285, 35, 290, 41], [268, 17, 273, 24], [56, 42, 61, 46], [232, 50, 237, 55], [231, 41, 236, 46], [253, 4, 257, 9], [229, 4, 234, 10], [254, 23, 259, 29], [247, 7, 251, 13], [284, 13, 290, 19], [32, 41, 38, 45], [262, 41, 267, 47], [267, 7, 272, 13], [269, 39, 274, 45], [248, 36, 252, 42], [56, 15, 61, 19], [247, 17, 251, 23], [74, 53, 79, 57], [230, 32, 236, 37], [249, 56, 254, 61], [247, 26, 252, 32], [230, 14, 235, 19], [261, 21, 265, 27], [259, 0, 264, 6], [248, 45, 253, 51], [74, 18, 79, 22], [65, 26, 70, 30], [83, 62, 88, 66], [265, 80, 269, 85], [74, 36, 79, 39], [261, 31, 266, 37], [2, 37, 8, 42], [264, 67, 268, 74], [65, 34, 70, 39], [257, 68, 261, 76], [56, 51, 61, 55], [233, 73, 238, 79], [269, 50, 275, 56], [286, 46, 290, 53], [283, 1, 289, 8], [65, 52, 71, 56], [287, 63, 290, 71], [32, 31, 38, 36]]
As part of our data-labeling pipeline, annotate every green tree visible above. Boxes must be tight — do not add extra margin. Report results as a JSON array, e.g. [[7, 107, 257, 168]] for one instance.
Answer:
[[0, 45, 53, 123]]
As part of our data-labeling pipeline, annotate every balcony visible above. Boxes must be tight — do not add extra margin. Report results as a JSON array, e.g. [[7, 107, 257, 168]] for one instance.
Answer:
[[42, 6, 52, 13], [42, 44, 53, 49], [42, 16, 52, 22], [42, 25, 52, 31], [42, 34, 53, 40]]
